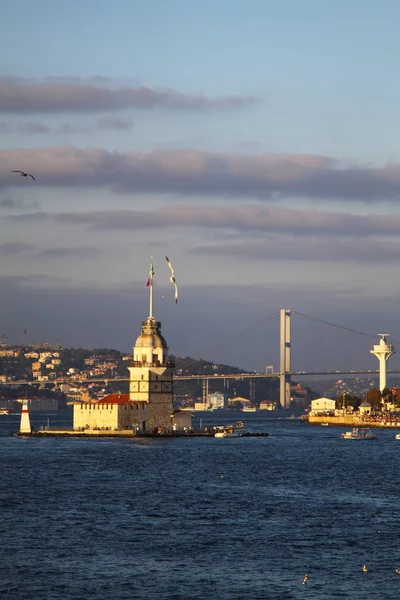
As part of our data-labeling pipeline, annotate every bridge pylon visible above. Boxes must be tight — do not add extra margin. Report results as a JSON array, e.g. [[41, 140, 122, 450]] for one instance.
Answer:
[[280, 309, 291, 409]]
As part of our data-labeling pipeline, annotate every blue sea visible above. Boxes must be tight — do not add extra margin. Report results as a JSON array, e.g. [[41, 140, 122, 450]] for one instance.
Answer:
[[1, 409, 400, 600]]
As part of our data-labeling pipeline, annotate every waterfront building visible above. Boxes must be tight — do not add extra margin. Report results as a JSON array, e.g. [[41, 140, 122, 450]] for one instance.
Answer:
[[73, 263, 174, 433], [259, 400, 277, 410], [310, 397, 336, 415], [172, 409, 194, 431], [209, 391, 224, 409], [359, 401, 372, 416]]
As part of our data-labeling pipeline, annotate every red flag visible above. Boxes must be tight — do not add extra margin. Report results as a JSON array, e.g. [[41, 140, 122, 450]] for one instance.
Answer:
[[146, 278, 151, 287]]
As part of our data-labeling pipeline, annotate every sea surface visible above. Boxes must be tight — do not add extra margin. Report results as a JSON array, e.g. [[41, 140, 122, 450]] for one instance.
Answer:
[[1, 409, 400, 600]]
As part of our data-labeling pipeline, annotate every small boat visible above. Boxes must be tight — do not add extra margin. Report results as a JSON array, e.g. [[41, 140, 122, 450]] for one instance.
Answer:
[[341, 428, 377, 440], [321, 423, 330, 427], [214, 424, 245, 438], [395, 433, 400, 440], [242, 406, 256, 412], [0, 408, 10, 415]]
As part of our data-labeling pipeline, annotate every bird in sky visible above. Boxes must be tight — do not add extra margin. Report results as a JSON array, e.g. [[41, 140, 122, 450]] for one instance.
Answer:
[[11, 170, 35, 181], [165, 256, 178, 304]]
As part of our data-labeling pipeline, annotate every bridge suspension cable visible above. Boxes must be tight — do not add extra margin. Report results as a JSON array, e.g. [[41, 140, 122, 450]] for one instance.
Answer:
[[292, 311, 400, 344], [176, 311, 280, 374]]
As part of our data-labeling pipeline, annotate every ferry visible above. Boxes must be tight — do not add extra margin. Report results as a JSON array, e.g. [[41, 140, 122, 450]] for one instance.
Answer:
[[214, 423, 246, 438], [341, 428, 377, 440]]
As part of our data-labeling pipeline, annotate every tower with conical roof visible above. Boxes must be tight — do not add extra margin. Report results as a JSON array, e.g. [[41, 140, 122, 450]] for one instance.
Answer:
[[128, 260, 174, 431]]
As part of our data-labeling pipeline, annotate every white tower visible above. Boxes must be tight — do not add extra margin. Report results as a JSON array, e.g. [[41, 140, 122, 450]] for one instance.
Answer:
[[128, 259, 174, 431], [19, 398, 32, 434], [370, 334, 395, 392]]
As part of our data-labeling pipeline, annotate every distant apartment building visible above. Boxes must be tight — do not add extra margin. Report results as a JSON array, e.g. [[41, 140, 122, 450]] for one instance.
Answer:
[[209, 391, 225, 409], [0, 349, 19, 357], [259, 400, 277, 410]]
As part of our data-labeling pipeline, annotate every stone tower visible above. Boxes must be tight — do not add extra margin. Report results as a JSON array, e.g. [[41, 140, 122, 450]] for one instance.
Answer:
[[128, 260, 174, 431]]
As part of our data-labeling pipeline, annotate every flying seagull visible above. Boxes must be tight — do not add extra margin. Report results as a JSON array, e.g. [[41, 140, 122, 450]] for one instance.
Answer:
[[165, 256, 178, 304], [11, 170, 35, 181]]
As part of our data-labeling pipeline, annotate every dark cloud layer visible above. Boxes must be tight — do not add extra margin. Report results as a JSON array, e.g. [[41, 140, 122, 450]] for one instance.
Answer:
[[7, 205, 400, 239], [0, 116, 133, 134], [0, 242, 96, 259], [0, 78, 258, 113], [0, 196, 39, 210], [191, 237, 400, 263], [0, 274, 398, 372], [1, 146, 400, 201]]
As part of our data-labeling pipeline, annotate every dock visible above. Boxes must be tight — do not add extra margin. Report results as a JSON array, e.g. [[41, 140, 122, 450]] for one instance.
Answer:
[[306, 415, 400, 428], [14, 427, 269, 439], [16, 429, 269, 438]]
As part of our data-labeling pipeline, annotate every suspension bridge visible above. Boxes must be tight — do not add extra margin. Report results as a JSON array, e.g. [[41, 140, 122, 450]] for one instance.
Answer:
[[3, 309, 398, 409]]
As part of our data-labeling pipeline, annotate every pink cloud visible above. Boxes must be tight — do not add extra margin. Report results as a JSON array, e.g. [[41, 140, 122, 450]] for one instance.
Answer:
[[1, 145, 400, 202], [0, 78, 259, 113]]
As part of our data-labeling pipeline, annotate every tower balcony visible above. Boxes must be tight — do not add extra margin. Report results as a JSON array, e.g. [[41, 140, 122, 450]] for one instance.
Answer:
[[128, 360, 175, 368]]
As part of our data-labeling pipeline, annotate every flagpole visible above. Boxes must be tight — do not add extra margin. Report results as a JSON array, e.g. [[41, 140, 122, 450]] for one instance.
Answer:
[[149, 257, 154, 319]]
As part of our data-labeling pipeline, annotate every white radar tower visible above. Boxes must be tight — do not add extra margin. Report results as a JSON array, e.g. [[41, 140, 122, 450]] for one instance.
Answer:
[[370, 334, 395, 392]]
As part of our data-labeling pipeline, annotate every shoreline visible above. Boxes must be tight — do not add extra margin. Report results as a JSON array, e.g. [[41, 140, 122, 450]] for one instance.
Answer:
[[15, 430, 269, 438], [307, 415, 400, 428]]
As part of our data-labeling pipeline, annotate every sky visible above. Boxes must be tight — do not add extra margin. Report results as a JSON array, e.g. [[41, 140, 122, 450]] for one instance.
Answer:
[[2, 0, 400, 374]]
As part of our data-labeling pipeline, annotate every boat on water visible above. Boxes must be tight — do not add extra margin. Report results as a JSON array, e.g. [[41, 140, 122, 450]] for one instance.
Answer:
[[214, 423, 246, 438], [242, 407, 256, 412], [0, 408, 10, 415], [395, 433, 400, 440], [341, 428, 377, 440], [321, 423, 330, 427]]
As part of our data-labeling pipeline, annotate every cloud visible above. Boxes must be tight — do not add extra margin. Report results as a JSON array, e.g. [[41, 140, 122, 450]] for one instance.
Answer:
[[37, 247, 98, 258], [7, 204, 400, 238], [0, 116, 134, 135], [0, 78, 259, 113], [0, 121, 50, 133], [95, 116, 133, 130], [191, 237, 400, 263], [0, 242, 33, 256], [18, 122, 51, 134], [57, 116, 133, 133], [0, 242, 96, 259], [0, 196, 39, 210], [2, 145, 400, 202]]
